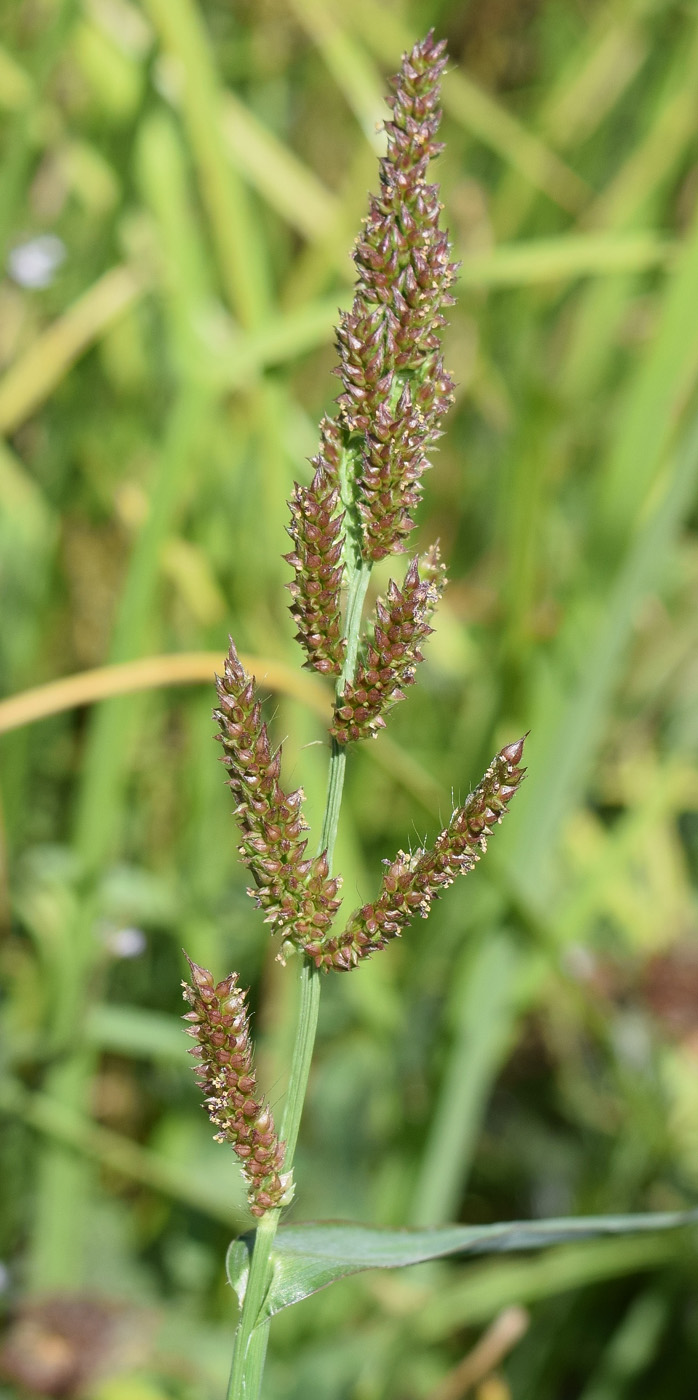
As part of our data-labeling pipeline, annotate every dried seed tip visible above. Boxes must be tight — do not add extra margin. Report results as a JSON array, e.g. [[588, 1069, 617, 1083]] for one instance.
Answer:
[[182, 952, 287, 1217], [214, 638, 343, 953], [308, 736, 527, 971], [285, 417, 347, 675], [419, 540, 447, 588], [331, 547, 446, 744]]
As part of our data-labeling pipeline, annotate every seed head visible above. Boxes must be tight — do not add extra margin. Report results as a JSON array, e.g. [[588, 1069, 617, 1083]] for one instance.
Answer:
[[331, 544, 446, 743], [214, 641, 343, 948], [301, 738, 527, 971], [284, 417, 347, 676], [338, 31, 458, 560], [284, 31, 457, 675], [182, 955, 291, 1216]]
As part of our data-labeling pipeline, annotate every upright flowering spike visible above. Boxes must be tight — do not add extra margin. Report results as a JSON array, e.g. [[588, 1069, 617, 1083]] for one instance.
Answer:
[[182, 956, 291, 1217], [214, 641, 342, 949], [301, 738, 526, 971], [337, 32, 458, 560], [284, 418, 347, 675], [284, 32, 457, 671], [331, 544, 446, 743]]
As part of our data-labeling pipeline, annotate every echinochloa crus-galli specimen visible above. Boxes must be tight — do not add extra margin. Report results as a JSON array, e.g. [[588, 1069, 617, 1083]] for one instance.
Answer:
[[183, 32, 526, 1224]]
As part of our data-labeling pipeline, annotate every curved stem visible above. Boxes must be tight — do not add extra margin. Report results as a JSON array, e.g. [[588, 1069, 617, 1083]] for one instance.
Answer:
[[227, 558, 372, 1400]]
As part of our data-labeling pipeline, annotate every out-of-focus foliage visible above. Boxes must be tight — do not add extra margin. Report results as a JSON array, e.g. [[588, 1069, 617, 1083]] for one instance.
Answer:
[[2, 0, 698, 1396]]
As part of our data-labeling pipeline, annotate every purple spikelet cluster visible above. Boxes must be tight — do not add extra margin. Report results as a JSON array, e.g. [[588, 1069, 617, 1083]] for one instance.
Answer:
[[338, 32, 458, 561], [285, 32, 457, 675], [182, 957, 290, 1217], [301, 738, 526, 971], [284, 418, 346, 676], [331, 544, 446, 743], [214, 642, 342, 949]]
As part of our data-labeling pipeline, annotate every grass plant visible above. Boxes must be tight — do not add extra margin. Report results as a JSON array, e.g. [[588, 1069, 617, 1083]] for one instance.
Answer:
[[2, 3, 698, 1399]]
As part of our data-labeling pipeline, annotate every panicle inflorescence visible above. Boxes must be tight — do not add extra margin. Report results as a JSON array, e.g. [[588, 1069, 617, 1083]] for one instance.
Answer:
[[214, 642, 342, 950], [182, 956, 290, 1216], [284, 418, 346, 676], [331, 544, 446, 743], [209, 38, 525, 978], [191, 34, 527, 1247], [301, 738, 526, 971]]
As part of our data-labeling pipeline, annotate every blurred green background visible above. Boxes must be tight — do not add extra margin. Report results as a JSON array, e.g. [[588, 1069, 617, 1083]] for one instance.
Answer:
[[2, 0, 698, 1396]]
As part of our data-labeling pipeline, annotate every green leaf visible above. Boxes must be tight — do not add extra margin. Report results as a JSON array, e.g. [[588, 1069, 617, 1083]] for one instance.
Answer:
[[228, 1211, 698, 1319]]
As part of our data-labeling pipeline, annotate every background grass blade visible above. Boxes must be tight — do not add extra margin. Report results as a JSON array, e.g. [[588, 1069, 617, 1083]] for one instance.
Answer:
[[144, 0, 272, 326], [410, 933, 524, 1227], [0, 266, 146, 434]]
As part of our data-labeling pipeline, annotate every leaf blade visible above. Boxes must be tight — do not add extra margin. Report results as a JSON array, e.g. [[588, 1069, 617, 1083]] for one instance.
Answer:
[[227, 1211, 698, 1318]]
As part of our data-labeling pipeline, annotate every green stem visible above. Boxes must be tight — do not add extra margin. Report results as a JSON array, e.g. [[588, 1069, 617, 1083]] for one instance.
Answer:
[[227, 558, 371, 1400], [319, 559, 372, 865]]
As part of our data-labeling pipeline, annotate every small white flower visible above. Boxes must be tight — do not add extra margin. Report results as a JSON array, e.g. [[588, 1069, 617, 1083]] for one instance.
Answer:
[[103, 925, 146, 958], [8, 235, 66, 289]]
